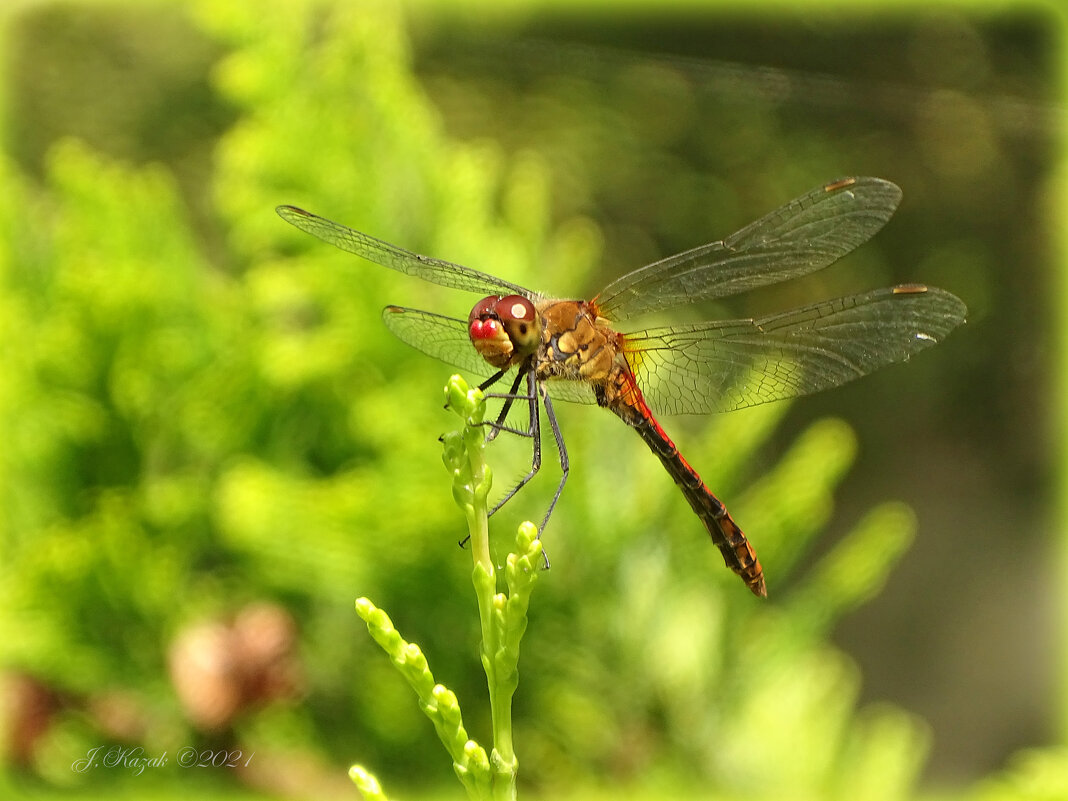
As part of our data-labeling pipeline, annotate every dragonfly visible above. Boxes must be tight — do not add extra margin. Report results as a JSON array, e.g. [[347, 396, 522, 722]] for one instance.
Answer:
[[277, 176, 966, 597]]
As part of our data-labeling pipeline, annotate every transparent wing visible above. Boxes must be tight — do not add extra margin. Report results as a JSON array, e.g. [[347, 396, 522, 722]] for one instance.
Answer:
[[278, 206, 534, 298], [382, 306, 498, 376], [595, 177, 903, 321], [624, 285, 967, 416], [542, 379, 598, 405]]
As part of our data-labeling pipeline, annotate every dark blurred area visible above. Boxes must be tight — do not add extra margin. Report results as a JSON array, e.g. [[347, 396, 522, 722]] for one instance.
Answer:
[[0, 0, 1060, 795]]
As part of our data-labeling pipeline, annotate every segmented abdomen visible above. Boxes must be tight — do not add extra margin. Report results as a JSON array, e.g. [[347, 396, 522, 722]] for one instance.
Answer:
[[606, 372, 767, 597]]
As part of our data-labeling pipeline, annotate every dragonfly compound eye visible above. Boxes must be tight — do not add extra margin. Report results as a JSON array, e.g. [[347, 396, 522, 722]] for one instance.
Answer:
[[468, 296, 501, 325], [495, 295, 540, 353], [468, 294, 517, 368], [468, 295, 504, 343]]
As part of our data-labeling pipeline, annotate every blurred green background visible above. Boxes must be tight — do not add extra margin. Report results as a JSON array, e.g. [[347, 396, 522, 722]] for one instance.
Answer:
[[0, 1, 1060, 799]]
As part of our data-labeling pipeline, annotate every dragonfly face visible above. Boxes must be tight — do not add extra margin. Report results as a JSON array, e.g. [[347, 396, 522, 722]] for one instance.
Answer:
[[468, 294, 541, 369], [277, 176, 967, 597]]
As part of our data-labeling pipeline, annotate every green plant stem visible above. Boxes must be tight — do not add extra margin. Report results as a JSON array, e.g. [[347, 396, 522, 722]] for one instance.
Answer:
[[444, 375, 543, 800], [459, 421, 516, 769], [351, 376, 540, 800], [461, 398, 493, 574]]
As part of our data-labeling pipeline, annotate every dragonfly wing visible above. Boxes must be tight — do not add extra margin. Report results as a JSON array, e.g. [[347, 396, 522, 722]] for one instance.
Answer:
[[382, 306, 499, 377], [596, 177, 902, 321], [542, 379, 598, 405], [625, 284, 967, 415], [278, 206, 534, 298]]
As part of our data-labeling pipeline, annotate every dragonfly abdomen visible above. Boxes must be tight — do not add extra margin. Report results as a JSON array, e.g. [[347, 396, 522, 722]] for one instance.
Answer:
[[611, 388, 767, 598]]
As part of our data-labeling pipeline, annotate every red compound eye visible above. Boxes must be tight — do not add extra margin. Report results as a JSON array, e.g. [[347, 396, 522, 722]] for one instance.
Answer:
[[469, 317, 501, 340], [469, 296, 499, 323], [469, 296, 503, 342]]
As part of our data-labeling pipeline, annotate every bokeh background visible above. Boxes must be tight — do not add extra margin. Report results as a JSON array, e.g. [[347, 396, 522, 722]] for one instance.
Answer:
[[0, 1, 1061, 799]]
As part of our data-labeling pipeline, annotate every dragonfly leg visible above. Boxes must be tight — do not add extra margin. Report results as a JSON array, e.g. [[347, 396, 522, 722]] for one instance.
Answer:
[[487, 374, 568, 571], [480, 368, 533, 441], [538, 388, 569, 538], [475, 367, 509, 394], [460, 371, 568, 573], [486, 369, 542, 517]]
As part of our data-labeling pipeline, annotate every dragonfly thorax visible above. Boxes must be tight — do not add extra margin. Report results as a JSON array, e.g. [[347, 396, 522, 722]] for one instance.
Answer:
[[535, 299, 620, 386], [468, 294, 541, 369]]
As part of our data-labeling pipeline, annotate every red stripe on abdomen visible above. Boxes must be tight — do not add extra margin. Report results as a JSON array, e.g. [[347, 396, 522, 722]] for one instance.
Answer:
[[609, 373, 767, 597]]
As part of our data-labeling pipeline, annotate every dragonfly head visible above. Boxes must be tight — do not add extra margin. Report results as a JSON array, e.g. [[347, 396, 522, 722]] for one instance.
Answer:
[[468, 294, 541, 369]]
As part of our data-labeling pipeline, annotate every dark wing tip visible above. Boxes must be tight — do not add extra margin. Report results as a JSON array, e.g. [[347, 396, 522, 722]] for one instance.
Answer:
[[891, 283, 930, 294], [823, 175, 903, 210], [276, 204, 311, 220], [823, 177, 859, 192]]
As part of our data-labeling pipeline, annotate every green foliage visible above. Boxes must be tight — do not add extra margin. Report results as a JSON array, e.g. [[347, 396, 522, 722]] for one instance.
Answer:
[[969, 748, 1068, 801], [0, 138, 231, 692], [355, 595, 485, 800], [0, 1, 941, 798]]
